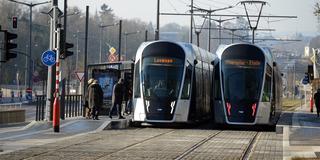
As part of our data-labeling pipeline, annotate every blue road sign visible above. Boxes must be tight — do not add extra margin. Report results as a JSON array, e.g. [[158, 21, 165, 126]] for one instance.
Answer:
[[41, 50, 56, 66], [302, 77, 309, 85]]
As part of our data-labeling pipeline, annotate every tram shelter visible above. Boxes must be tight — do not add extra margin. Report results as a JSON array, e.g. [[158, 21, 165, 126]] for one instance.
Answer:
[[88, 61, 134, 114]]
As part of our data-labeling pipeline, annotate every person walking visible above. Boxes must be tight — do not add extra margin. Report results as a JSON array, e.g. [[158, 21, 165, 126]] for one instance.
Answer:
[[109, 78, 124, 119], [88, 79, 104, 120], [314, 88, 320, 117]]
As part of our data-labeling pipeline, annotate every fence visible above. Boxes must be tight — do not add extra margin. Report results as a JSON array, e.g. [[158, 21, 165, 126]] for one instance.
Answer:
[[35, 95, 83, 121], [36, 95, 46, 121]]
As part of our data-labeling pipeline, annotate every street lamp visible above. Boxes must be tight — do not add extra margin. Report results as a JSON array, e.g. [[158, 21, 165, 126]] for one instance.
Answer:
[[7, 0, 51, 90], [124, 31, 140, 61], [99, 23, 119, 63]]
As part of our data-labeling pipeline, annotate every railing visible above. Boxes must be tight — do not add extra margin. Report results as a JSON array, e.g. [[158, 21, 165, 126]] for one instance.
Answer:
[[36, 95, 46, 121], [64, 95, 82, 118], [35, 95, 83, 121]]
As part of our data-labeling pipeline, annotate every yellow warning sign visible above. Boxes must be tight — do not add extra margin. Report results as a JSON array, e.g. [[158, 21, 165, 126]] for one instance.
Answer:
[[109, 47, 116, 55], [311, 55, 315, 63]]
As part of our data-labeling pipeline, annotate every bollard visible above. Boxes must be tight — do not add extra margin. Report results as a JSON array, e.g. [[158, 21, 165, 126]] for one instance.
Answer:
[[53, 97, 60, 132], [310, 96, 314, 113]]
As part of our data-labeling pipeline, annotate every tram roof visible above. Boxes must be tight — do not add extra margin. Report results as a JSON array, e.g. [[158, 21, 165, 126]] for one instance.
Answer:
[[215, 43, 274, 65], [135, 41, 218, 64]]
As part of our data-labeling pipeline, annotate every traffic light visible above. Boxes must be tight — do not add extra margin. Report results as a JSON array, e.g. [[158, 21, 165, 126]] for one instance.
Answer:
[[12, 17, 17, 29], [0, 30, 17, 62], [59, 29, 74, 59], [308, 65, 314, 81]]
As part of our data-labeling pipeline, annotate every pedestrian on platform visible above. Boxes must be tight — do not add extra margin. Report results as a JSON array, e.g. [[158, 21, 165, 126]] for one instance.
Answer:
[[85, 78, 94, 119], [125, 88, 133, 115], [314, 88, 320, 117], [11, 90, 14, 102], [19, 90, 22, 101], [0, 89, 2, 103], [88, 79, 104, 120], [109, 78, 124, 119]]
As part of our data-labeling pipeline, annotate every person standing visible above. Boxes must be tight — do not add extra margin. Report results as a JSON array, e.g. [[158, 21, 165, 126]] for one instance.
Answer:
[[88, 79, 104, 120], [0, 89, 2, 103], [314, 89, 320, 117], [85, 78, 94, 118], [19, 90, 22, 101], [11, 90, 14, 102], [125, 88, 133, 115], [109, 78, 124, 119]]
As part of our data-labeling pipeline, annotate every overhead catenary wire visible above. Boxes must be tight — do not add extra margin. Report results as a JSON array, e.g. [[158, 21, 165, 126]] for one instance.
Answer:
[[167, 0, 180, 13]]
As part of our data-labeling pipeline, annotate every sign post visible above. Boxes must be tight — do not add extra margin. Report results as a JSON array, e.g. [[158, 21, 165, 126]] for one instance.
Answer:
[[75, 71, 84, 94]]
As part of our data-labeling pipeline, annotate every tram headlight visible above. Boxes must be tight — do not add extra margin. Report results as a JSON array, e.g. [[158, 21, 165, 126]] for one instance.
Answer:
[[170, 101, 176, 114], [146, 100, 150, 112]]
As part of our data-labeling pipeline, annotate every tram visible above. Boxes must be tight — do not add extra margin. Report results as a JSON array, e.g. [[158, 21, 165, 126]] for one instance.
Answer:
[[213, 43, 282, 126], [132, 41, 218, 125]]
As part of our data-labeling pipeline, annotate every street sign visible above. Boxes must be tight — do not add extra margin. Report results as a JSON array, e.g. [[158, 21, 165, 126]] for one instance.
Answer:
[[75, 71, 84, 81], [109, 47, 116, 55], [311, 55, 315, 63], [25, 87, 32, 101], [108, 53, 117, 62], [48, 8, 63, 18], [41, 50, 56, 66]]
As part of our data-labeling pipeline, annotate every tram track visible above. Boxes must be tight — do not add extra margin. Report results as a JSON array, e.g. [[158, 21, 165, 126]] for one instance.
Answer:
[[95, 128, 176, 159], [241, 131, 261, 160], [174, 130, 223, 160]]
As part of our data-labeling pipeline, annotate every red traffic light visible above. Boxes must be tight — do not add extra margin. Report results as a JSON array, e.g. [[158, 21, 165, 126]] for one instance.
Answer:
[[12, 16, 17, 28]]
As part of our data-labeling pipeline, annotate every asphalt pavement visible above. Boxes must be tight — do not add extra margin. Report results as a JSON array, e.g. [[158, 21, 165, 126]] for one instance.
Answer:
[[0, 116, 114, 155], [279, 104, 320, 159]]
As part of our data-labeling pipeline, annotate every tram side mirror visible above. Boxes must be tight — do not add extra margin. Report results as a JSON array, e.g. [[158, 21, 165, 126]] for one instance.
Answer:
[[194, 60, 198, 65], [273, 62, 277, 67]]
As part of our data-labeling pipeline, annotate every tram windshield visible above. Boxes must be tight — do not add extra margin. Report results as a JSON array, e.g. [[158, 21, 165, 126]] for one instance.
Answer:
[[142, 57, 184, 100], [222, 59, 264, 104]]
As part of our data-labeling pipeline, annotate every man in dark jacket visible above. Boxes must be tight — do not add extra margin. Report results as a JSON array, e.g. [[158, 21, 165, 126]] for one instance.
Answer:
[[314, 88, 320, 117], [88, 79, 104, 120], [109, 78, 124, 119]]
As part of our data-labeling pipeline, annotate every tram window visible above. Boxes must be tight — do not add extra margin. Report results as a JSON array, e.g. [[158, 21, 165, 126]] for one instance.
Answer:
[[134, 60, 141, 98], [142, 57, 184, 100], [181, 64, 192, 99], [262, 75, 271, 102]]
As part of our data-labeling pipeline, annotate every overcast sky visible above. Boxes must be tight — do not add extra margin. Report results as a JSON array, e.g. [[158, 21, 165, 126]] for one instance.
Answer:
[[26, 0, 319, 36]]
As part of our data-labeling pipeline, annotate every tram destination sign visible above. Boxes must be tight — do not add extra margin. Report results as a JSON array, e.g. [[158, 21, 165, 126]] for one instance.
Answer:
[[224, 59, 261, 66]]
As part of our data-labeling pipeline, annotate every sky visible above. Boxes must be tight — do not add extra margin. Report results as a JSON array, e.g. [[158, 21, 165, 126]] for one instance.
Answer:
[[26, 0, 319, 37]]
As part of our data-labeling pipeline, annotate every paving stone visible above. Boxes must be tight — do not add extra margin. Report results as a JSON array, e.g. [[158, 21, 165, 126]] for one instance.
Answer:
[[0, 128, 283, 160]]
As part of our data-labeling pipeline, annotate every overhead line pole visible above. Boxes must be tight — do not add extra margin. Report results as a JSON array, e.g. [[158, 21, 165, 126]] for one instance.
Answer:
[[118, 20, 122, 64], [190, 0, 193, 43], [83, 6, 89, 117], [156, 0, 160, 40]]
